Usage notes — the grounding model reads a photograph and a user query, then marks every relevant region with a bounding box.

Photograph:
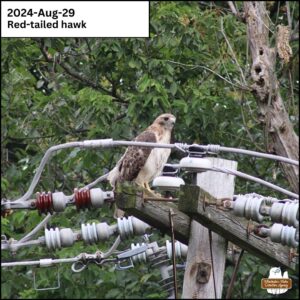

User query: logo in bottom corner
[261,267,292,295]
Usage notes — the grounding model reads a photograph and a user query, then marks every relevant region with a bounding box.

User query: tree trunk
[244,1,299,193]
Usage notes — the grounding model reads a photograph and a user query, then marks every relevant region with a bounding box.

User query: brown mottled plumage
[107,114,176,217]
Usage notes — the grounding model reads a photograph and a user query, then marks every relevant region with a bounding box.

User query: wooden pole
[182,158,237,299]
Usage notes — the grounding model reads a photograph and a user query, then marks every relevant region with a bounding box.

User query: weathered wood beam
[178,184,297,271]
[115,183,190,244]
[182,158,237,299]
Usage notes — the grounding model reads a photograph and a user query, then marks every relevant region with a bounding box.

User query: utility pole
[182,158,237,298]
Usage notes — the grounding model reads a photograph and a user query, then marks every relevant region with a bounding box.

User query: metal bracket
[115,258,134,270]
[33,266,60,291]
[115,244,148,270]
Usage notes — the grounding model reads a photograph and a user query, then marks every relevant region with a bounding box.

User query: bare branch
[290,20,299,41]
[227,1,238,16]
[220,18,247,85]
[164,59,250,91]
[37,39,128,105]
[286,1,292,29]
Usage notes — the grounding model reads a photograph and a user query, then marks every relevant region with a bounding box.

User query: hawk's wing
[118,130,157,182]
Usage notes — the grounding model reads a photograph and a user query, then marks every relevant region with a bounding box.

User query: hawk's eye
[164,117,169,121]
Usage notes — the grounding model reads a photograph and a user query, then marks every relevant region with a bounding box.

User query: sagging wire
[211,166,299,199]
[190,144,299,166]
[81,173,109,190]
[178,157,298,199]
[19,213,53,243]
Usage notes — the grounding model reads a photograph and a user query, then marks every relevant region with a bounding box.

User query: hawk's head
[155,113,176,130]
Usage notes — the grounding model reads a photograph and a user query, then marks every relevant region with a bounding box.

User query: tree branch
[164,59,250,91]
[38,39,128,105]
[227,1,238,16]
[220,17,247,85]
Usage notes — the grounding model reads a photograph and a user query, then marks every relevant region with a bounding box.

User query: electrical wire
[2,235,121,268]
[212,166,299,199]
[13,139,113,203]
[201,144,298,166]
[1,256,79,268]
[19,213,53,243]
[1,238,44,251]
[7,139,297,204]
[82,173,109,190]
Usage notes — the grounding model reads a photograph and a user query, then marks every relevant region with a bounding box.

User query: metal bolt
[224,200,232,208]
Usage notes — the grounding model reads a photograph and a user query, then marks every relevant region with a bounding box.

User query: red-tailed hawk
[108,113,176,217]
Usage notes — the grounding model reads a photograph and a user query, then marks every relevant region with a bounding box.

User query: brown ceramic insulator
[74,188,91,210]
[36,192,53,214]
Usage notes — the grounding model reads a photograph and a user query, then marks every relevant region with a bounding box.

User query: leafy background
[1,1,298,299]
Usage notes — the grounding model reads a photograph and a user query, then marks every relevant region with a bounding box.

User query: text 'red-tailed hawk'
[108,113,176,215]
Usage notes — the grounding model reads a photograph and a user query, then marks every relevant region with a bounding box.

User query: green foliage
[1,1,298,299]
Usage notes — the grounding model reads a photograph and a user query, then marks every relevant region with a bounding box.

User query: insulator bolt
[31,201,36,207]
[224,200,231,208]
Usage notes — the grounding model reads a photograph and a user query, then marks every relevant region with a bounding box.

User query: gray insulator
[45,228,61,250]
[270,223,283,244]
[233,195,246,217]
[131,243,147,264]
[132,217,151,235]
[166,240,188,259]
[152,176,185,191]
[270,202,299,228]
[282,202,298,228]
[45,227,75,249]
[118,216,151,240]
[52,192,67,212]
[90,188,105,208]
[270,202,283,223]
[233,194,264,222]
[81,222,98,244]
[118,217,134,240]
[81,222,114,244]
[281,225,298,248]
[270,223,298,248]
[295,227,299,242]
[59,228,75,247]
[95,222,114,241]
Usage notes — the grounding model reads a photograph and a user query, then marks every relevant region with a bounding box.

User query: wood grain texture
[181,158,237,299]
[179,184,296,271]
[244,1,299,193]
[115,182,190,244]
